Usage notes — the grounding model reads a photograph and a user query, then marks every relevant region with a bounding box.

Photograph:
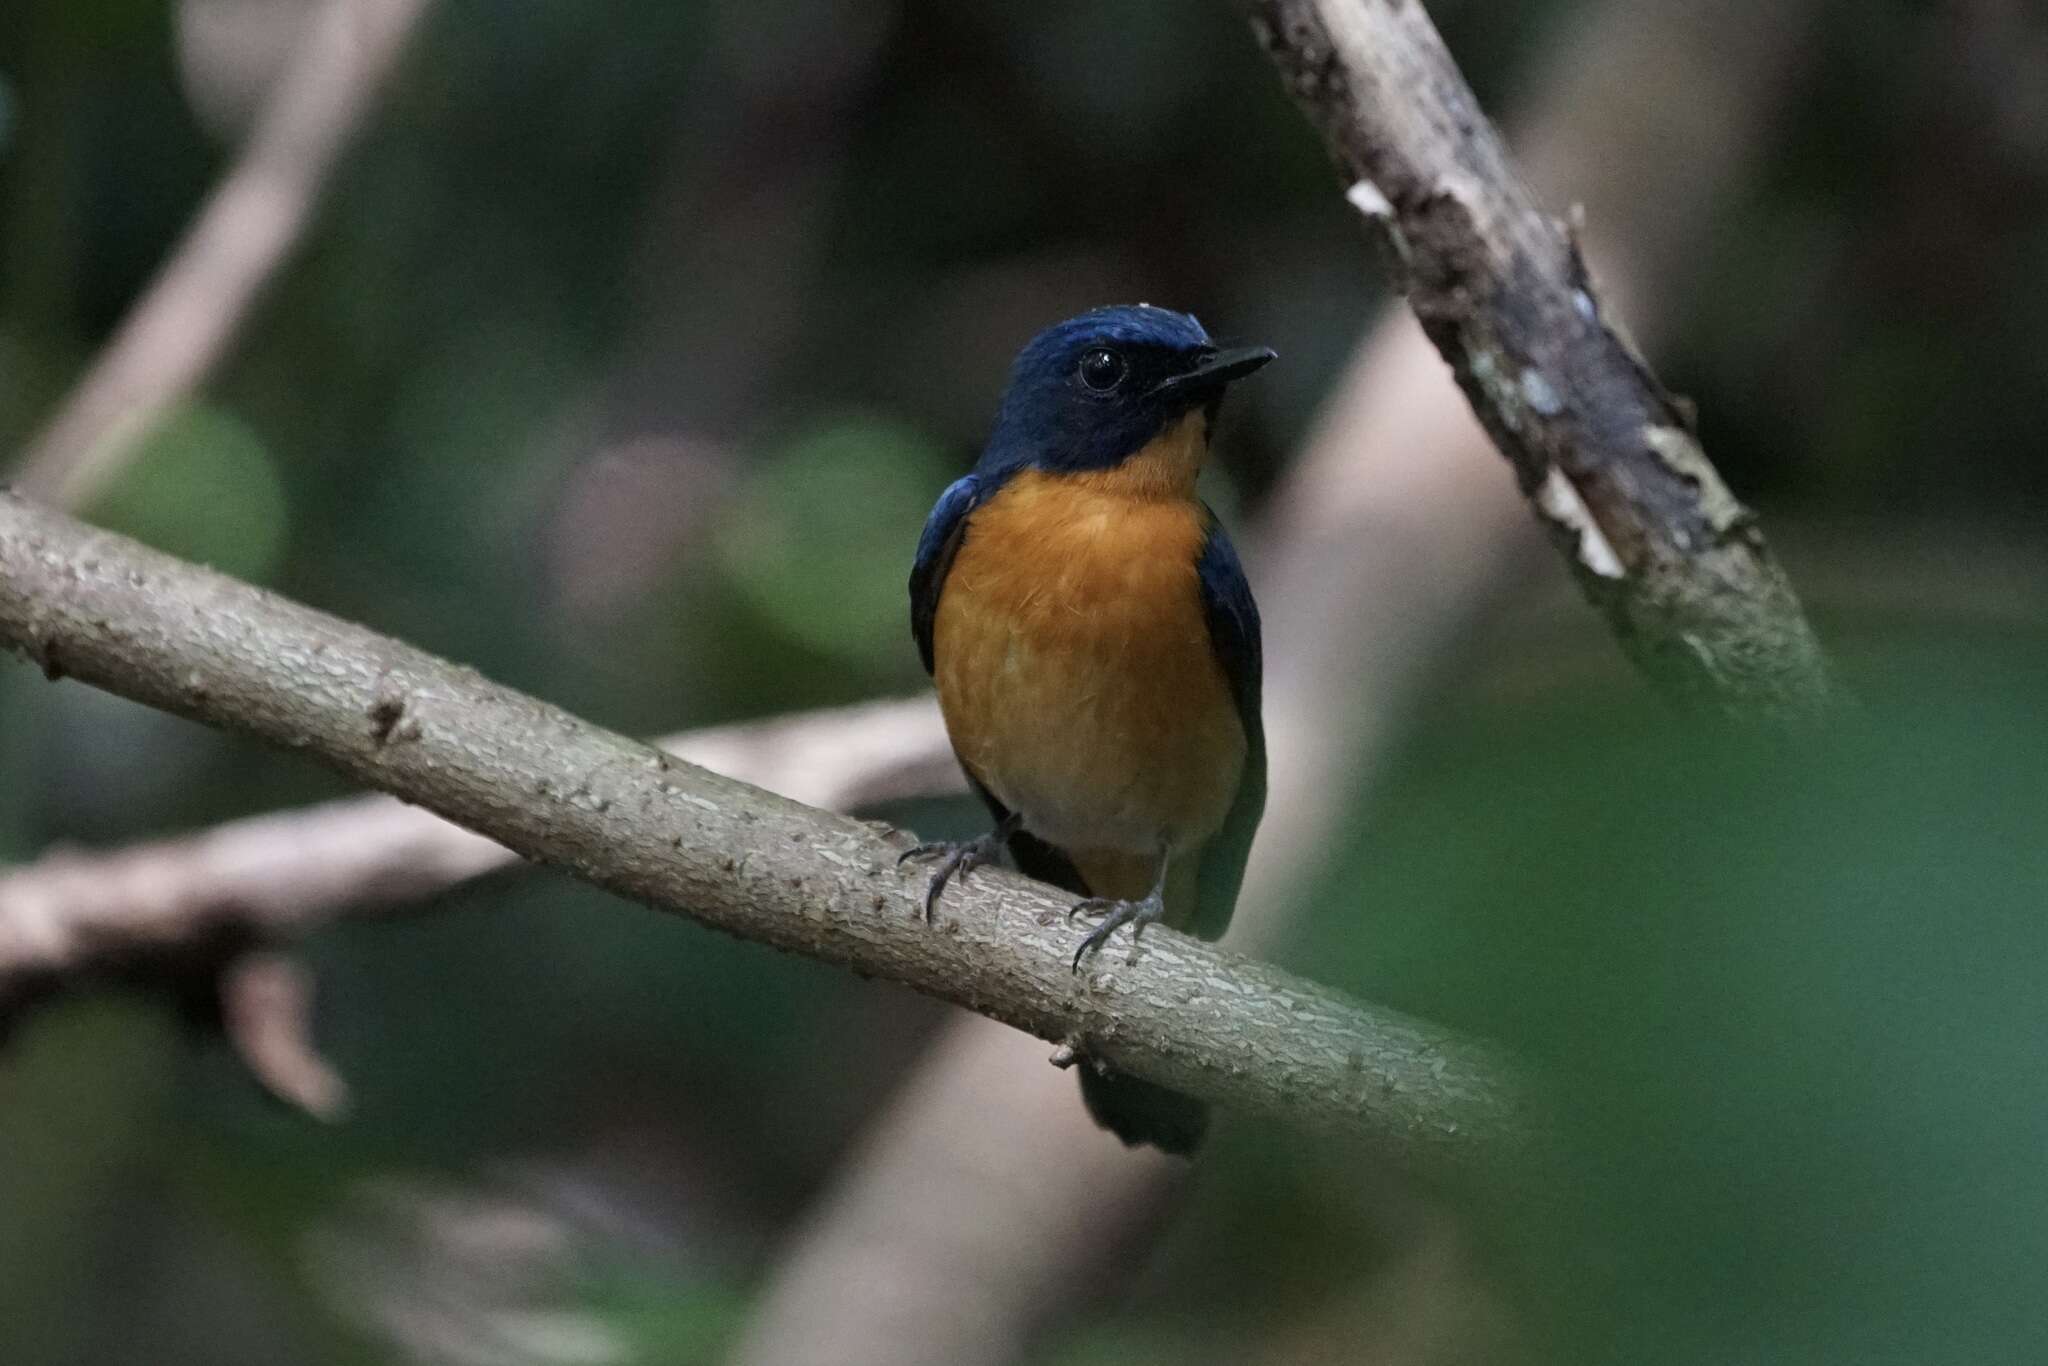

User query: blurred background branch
[0,697,952,991]
[8,0,432,509]
[1239,0,1838,721]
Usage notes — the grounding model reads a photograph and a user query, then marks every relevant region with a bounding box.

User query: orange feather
[931,414,1244,917]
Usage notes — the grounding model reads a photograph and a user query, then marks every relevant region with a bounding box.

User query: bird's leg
[898,810,1021,921]
[1068,848,1170,972]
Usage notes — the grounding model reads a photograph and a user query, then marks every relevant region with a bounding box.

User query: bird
[903,304,1271,1155]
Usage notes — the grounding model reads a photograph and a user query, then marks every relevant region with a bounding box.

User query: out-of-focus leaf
[1298,639,2048,1364]
[716,412,951,672]
[0,999,182,1366]
[40,0,161,51]
[86,402,290,583]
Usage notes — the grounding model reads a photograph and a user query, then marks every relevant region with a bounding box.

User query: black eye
[1077,347,1127,393]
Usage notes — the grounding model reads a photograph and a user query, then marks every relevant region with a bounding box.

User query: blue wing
[909,472,1088,893]
[909,474,983,674]
[1190,513,1266,942]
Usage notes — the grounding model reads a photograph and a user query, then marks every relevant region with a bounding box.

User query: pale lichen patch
[1468,350,1525,435]
[1534,467,1625,580]
[1519,369,1563,416]
[1644,425,1749,535]
[1345,178,1394,218]
[1345,178,1413,263]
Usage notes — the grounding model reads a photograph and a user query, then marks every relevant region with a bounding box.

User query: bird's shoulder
[1191,511,1262,717]
[909,472,986,674]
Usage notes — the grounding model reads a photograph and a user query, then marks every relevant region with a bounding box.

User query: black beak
[1151,345,1277,397]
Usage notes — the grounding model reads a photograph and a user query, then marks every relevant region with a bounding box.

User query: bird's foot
[898,827,1010,922]
[1067,886,1167,972]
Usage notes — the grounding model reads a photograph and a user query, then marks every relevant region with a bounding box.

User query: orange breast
[931,460,1245,876]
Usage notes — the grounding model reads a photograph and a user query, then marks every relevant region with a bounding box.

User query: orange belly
[932,468,1245,870]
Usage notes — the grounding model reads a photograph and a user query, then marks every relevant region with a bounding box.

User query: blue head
[976,305,1275,480]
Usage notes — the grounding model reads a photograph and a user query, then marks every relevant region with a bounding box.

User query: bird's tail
[1005,828,1211,1158]
[1078,1063,1209,1156]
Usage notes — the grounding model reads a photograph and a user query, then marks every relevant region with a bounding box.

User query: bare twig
[10,0,434,508]
[1237,0,1840,722]
[0,697,954,983]
[0,492,1540,1172]
[222,950,351,1119]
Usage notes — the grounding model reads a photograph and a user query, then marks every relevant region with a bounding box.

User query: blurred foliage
[715,412,953,671]
[1310,640,2048,1364]
[88,402,290,580]
[2,0,2047,1362]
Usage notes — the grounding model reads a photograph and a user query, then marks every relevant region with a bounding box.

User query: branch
[731,0,1832,1358]
[9,0,434,508]
[0,696,954,983]
[221,950,352,1120]
[0,492,1539,1174]
[1237,0,1841,723]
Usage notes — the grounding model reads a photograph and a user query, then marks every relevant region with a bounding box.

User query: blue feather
[1190,514,1266,941]
[908,473,982,674]
[977,305,1216,480]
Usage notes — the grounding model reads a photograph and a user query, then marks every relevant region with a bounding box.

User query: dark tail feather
[1078,1063,1210,1157]
[1004,825,1086,894]
[999,819,1208,1155]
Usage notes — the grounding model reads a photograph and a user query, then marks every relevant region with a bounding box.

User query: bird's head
[979,305,1275,486]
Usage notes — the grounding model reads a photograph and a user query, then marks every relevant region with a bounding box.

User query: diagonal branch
[0,492,1540,1175]
[0,696,955,983]
[1238,0,1840,722]
[9,0,435,508]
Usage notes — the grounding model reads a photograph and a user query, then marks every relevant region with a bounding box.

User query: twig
[0,697,954,983]
[222,950,351,1120]
[10,0,435,508]
[1237,0,1841,723]
[0,492,1541,1173]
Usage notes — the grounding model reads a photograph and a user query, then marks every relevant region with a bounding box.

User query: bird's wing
[1189,513,1266,942]
[909,473,1088,891]
[909,474,982,674]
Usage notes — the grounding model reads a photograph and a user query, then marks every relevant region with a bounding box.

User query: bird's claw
[900,834,1002,922]
[1069,891,1166,972]
[1066,896,1114,925]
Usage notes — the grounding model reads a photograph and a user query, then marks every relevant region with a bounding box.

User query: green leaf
[86,403,291,583]
[717,412,951,672]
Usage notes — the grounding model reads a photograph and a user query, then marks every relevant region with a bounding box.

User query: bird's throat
[1068,409,1210,502]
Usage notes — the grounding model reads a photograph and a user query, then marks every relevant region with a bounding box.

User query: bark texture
[1238,0,1839,722]
[0,697,954,982]
[0,492,1537,1173]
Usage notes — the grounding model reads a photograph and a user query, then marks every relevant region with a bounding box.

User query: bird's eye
[1076,348,1127,393]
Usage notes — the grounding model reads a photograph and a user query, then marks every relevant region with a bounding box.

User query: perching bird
[904,304,1271,1155]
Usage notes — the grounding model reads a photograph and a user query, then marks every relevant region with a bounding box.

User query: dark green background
[3,0,2046,1361]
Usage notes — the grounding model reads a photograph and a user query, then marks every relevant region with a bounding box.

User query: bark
[0,697,955,983]
[0,492,1539,1174]
[1237,0,1841,723]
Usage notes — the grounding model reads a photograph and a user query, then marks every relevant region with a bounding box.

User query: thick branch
[1238,0,1839,722]
[0,492,1537,1173]
[0,696,954,983]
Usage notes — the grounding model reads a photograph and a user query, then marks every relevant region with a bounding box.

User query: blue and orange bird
[903,305,1272,1155]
